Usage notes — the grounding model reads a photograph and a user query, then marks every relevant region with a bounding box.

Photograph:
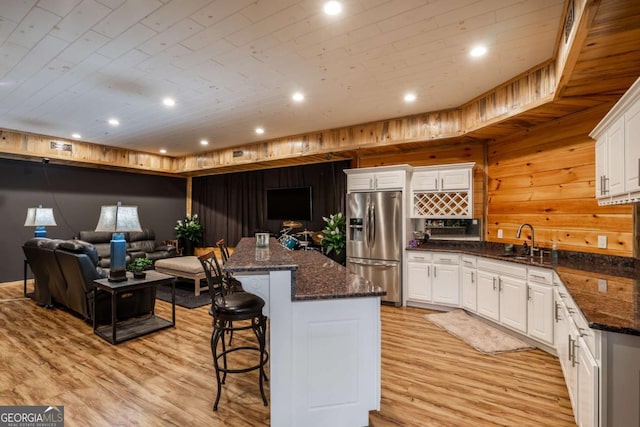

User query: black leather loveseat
[78,229,176,268]
[22,238,156,323]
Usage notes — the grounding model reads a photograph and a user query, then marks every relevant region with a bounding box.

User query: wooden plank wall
[0,129,178,174]
[486,103,633,257]
[357,141,485,220]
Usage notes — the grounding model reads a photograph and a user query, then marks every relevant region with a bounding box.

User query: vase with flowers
[175,214,203,256]
[321,212,346,265]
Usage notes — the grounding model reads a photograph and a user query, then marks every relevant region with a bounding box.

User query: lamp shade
[94,202,142,282]
[95,202,142,233]
[24,206,57,227]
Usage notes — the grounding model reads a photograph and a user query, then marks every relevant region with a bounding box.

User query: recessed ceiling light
[470,45,487,58]
[200,139,208,146]
[323,1,342,15]
[292,92,305,102]
[162,97,175,107]
[108,118,119,126]
[255,127,265,135]
[159,149,167,154]
[404,93,417,103]
[71,133,81,139]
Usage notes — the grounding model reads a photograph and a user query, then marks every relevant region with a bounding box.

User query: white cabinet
[345,166,409,191]
[412,167,470,191]
[410,162,474,218]
[431,253,460,306]
[554,284,599,427]
[461,256,477,312]
[527,267,554,346]
[499,275,528,334]
[594,116,625,200]
[407,252,431,302]
[625,98,640,193]
[406,251,459,307]
[591,75,640,205]
[476,259,528,334]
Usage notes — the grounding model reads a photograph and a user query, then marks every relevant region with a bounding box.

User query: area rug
[155,280,210,309]
[425,310,534,355]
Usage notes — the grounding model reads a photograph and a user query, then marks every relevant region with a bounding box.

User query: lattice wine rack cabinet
[413,191,471,217]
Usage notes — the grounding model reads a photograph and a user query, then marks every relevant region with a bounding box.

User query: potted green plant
[321,212,346,265]
[127,257,153,279]
[175,214,203,256]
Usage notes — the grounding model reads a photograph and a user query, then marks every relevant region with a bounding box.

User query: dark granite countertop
[408,241,640,336]
[225,237,385,301]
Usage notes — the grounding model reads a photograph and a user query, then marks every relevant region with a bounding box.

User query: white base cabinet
[527,267,554,346]
[554,284,599,427]
[476,258,528,334]
[461,256,477,312]
[406,251,460,307]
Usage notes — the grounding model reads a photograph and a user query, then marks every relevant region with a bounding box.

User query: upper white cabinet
[410,162,474,218]
[345,165,410,192]
[591,75,640,205]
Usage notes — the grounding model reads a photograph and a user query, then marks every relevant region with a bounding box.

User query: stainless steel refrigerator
[346,191,402,305]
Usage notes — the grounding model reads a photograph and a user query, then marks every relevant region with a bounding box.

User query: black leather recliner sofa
[78,229,176,268]
[22,238,156,324]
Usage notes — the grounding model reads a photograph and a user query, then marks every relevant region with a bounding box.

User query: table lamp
[95,201,142,282]
[24,205,57,237]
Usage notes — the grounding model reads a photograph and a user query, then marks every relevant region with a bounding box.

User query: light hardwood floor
[0,282,575,426]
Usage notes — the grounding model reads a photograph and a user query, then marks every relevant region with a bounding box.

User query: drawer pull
[530,274,546,281]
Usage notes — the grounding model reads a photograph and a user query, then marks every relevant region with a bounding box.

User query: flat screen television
[266,186,312,221]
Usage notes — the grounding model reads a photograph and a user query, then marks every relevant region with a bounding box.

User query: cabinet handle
[527,286,531,301]
[492,277,497,291]
[434,178,437,189]
[471,272,474,284]
[433,266,437,277]
[464,260,473,266]
[427,266,430,277]
[578,327,588,337]
[414,256,425,260]
[568,335,573,362]
[441,178,444,189]
[440,258,451,263]
[531,274,545,281]
[603,176,609,195]
[498,277,502,292]
[559,292,567,299]
[554,302,560,322]
[369,178,373,189]
[567,307,576,314]
[572,340,580,367]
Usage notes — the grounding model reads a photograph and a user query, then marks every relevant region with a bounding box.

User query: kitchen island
[224,238,385,427]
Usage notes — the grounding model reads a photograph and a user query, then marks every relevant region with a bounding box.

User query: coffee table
[93,270,175,344]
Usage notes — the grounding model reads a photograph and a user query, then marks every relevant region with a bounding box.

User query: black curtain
[192,161,349,246]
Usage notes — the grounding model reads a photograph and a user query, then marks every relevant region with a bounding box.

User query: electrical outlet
[598,235,608,249]
[598,279,608,292]
[497,229,503,239]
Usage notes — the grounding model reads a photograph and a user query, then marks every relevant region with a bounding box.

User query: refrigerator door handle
[366,202,373,247]
[349,260,398,268]
[370,202,376,248]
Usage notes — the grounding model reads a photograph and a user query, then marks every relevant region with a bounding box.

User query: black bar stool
[198,250,269,411]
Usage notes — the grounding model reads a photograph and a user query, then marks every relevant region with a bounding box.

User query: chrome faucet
[516,223,536,257]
